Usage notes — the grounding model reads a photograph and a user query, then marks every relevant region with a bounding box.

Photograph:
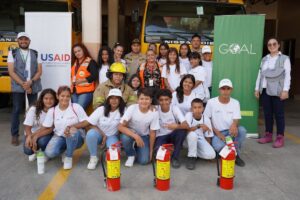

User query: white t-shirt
[43,103,88,137]
[171,91,199,116]
[202,61,213,88]
[8,49,42,81]
[162,64,187,91]
[157,105,186,137]
[120,104,160,136]
[158,58,167,66]
[23,106,47,134]
[204,97,241,131]
[99,64,109,84]
[88,106,121,137]
[185,112,213,138]
[188,66,207,98]
[179,57,191,71]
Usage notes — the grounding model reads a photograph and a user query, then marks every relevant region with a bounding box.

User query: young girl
[113,43,126,65]
[179,43,192,72]
[148,43,157,55]
[23,89,58,161]
[128,74,141,95]
[157,43,169,66]
[97,46,114,84]
[172,74,199,116]
[43,86,88,170]
[162,48,187,93]
[188,52,210,103]
[68,89,126,169]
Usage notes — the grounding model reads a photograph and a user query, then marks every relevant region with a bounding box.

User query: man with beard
[8,32,42,146]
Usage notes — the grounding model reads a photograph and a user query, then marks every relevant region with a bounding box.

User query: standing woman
[157,43,169,66]
[172,74,199,116]
[23,88,58,161]
[71,44,98,109]
[179,43,192,72]
[68,89,126,169]
[255,37,291,148]
[162,48,187,93]
[113,43,126,65]
[43,86,88,170]
[148,43,158,55]
[97,46,114,84]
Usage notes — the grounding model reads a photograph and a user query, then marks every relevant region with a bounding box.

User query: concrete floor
[0,99,299,200]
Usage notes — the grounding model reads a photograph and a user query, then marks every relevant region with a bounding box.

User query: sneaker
[61,154,66,163]
[63,157,73,170]
[258,132,273,144]
[28,154,36,162]
[87,156,99,170]
[273,135,284,148]
[171,158,181,169]
[235,155,245,167]
[186,157,196,170]
[125,156,135,167]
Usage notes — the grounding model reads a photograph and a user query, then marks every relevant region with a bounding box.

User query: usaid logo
[41,53,71,62]
[219,43,256,55]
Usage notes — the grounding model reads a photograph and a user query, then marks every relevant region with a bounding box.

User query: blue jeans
[23,133,53,155]
[71,92,93,110]
[121,134,150,165]
[154,129,186,159]
[86,128,119,156]
[211,126,247,156]
[261,89,285,135]
[11,92,37,137]
[45,130,84,158]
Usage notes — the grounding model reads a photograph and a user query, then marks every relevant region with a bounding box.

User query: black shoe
[186,157,196,170]
[235,155,245,167]
[171,158,181,169]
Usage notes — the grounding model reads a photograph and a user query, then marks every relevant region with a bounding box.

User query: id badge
[72,76,76,83]
[149,79,154,87]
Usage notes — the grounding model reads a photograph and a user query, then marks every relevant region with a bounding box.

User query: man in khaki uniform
[124,39,146,80]
[93,62,137,109]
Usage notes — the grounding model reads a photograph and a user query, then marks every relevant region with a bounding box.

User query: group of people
[8,32,291,172]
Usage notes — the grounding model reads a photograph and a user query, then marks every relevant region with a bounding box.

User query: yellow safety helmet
[109,62,126,74]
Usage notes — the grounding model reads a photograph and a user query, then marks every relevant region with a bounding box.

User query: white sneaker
[63,157,73,170]
[61,154,66,163]
[28,154,36,162]
[87,156,99,170]
[125,156,135,167]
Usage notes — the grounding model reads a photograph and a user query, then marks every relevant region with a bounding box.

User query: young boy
[185,98,216,170]
[201,45,213,93]
[155,89,189,168]
[119,88,160,167]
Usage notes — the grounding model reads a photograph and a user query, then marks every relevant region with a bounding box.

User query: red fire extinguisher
[152,144,174,191]
[100,141,122,191]
[217,140,236,190]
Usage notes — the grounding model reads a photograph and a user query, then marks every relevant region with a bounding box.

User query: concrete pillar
[108,0,119,47]
[81,0,102,60]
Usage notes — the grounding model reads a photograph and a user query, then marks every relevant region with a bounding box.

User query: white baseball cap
[202,45,211,54]
[17,32,30,40]
[107,88,122,99]
[219,79,233,88]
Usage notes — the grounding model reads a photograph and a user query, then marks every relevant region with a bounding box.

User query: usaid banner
[212,15,265,134]
[25,12,72,91]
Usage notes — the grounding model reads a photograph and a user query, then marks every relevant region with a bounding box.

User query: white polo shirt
[162,64,187,91]
[157,105,186,137]
[171,91,199,116]
[204,97,241,131]
[88,106,121,137]
[188,66,207,98]
[185,112,213,138]
[120,104,160,136]
[179,57,191,71]
[43,103,88,137]
[23,106,47,134]
[202,61,213,88]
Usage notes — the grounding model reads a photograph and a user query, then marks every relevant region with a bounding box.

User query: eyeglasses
[267,42,277,47]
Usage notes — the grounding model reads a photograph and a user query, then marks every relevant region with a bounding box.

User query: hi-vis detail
[219,43,256,55]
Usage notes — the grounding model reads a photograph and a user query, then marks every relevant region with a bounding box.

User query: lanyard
[20,49,29,64]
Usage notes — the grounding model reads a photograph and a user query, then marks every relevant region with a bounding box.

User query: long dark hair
[157,43,169,60]
[179,43,191,58]
[103,96,126,117]
[166,47,180,74]
[72,43,91,67]
[176,74,195,103]
[128,74,141,91]
[34,88,58,122]
[97,46,114,70]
